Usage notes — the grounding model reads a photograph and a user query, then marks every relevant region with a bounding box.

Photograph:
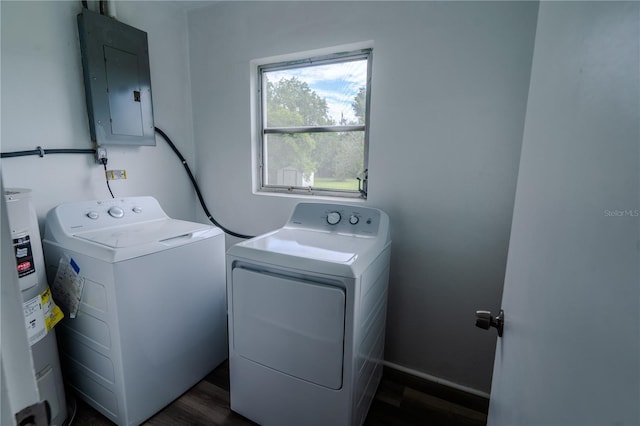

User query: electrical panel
[78,9,155,146]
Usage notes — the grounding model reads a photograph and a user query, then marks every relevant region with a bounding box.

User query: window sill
[253,188,367,203]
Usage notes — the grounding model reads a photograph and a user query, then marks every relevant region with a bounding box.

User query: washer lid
[74,219,210,248]
[43,196,224,262]
[47,218,221,263]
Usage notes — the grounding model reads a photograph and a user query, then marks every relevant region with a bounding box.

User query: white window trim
[250,42,374,200]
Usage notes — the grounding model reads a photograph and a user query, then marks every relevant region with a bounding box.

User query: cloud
[267,59,367,124]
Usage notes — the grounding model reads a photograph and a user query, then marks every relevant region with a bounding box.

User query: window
[258,49,371,198]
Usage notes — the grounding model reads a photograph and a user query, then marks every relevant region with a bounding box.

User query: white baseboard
[382,361,491,399]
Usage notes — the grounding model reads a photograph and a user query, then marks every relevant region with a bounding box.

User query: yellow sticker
[41,287,52,304]
[41,286,64,331]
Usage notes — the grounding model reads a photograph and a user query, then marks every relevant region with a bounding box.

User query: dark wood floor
[68,361,488,426]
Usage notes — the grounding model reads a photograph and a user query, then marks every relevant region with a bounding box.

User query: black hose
[1,147,95,158]
[154,127,254,239]
[45,149,95,155]
[1,149,40,158]
[0,136,254,239]
[102,159,115,199]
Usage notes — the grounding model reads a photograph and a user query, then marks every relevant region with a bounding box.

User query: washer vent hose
[154,127,254,239]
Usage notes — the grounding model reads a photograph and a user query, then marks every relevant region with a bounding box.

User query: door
[487,2,639,425]
[231,267,346,390]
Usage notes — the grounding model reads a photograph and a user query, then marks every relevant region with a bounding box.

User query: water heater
[4,189,67,426]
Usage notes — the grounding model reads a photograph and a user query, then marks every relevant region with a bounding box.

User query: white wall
[1,0,196,228]
[188,1,538,393]
[1,0,540,396]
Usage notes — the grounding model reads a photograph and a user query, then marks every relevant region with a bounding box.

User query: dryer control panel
[286,203,385,237]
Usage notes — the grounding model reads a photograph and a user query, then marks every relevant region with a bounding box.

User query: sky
[266,59,367,124]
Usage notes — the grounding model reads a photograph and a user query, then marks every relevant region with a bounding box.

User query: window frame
[257,48,372,199]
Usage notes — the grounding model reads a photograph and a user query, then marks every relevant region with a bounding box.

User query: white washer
[42,196,227,426]
[226,202,391,426]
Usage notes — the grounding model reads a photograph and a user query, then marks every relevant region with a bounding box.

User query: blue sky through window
[267,59,367,124]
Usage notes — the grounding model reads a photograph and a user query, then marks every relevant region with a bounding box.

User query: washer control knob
[108,206,125,218]
[349,215,359,225]
[132,206,142,214]
[327,211,341,225]
[87,211,99,220]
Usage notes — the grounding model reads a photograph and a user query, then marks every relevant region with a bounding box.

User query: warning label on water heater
[23,286,64,346]
[13,235,36,278]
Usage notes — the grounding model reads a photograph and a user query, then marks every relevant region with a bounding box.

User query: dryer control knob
[87,211,99,220]
[132,206,142,214]
[108,206,125,218]
[349,215,359,225]
[327,211,341,225]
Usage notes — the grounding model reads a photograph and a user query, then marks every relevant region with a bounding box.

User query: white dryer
[42,196,227,426]
[226,202,391,426]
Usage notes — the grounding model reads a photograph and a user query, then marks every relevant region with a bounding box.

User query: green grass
[313,177,359,191]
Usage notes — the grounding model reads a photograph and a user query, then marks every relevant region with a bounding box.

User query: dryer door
[232,267,345,390]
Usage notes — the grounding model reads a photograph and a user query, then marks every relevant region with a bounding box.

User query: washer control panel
[51,196,167,234]
[288,203,382,236]
[108,206,125,218]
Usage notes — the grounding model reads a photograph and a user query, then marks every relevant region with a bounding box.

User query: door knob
[475,309,504,337]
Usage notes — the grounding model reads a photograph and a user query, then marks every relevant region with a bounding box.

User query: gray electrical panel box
[78,9,155,146]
